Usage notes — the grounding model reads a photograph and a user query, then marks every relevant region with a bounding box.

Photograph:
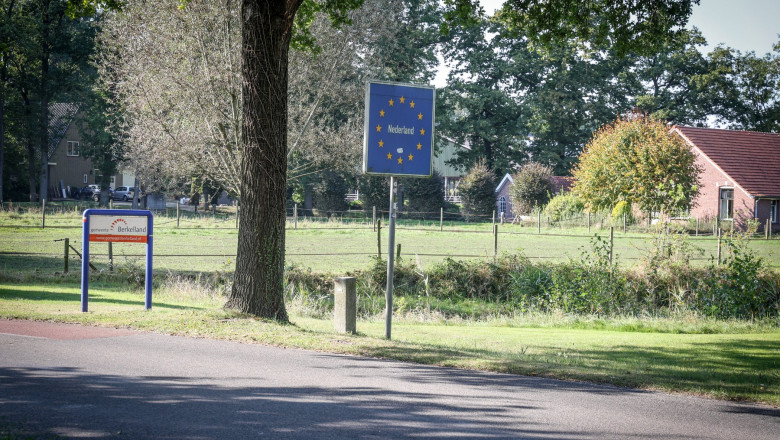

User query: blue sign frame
[363,81,435,177]
[81,209,154,312]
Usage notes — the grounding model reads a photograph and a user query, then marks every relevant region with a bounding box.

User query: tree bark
[226,0,302,320]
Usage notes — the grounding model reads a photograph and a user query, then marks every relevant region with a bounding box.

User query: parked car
[74,184,113,202]
[113,186,141,201]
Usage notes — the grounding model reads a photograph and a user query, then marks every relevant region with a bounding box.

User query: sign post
[363,80,435,339]
[81,209,154,312]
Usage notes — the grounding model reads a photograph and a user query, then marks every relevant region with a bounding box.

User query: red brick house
[673,126,780,232]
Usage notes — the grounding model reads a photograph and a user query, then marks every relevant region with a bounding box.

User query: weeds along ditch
[285,233,780,323]
[1,204,779,324]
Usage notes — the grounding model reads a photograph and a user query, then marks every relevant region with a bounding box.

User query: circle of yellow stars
[374,95,427,165]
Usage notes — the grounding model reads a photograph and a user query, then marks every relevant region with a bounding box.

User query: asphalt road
[1,320,778,439]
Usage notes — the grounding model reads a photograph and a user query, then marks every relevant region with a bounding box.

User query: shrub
[509,162,553,215]
[611,200,634,225]
[404,170,445,217]
[358,174,389,213]
[459,160,496,220]
[312,171,349,217]
[545,192,584,221]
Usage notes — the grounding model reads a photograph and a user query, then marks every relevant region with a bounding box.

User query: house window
[110,176,115,186]
[719,188,734,220]
[67,141,79,157]
[83,174,88,184]
[498,196,507,215]
[771,200,778,223]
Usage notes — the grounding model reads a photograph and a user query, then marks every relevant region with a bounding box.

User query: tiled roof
[550,176,574,194]
[48,103,78,160]
[673,126,780,198]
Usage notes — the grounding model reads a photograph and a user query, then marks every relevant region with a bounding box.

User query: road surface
[1,320,777,439]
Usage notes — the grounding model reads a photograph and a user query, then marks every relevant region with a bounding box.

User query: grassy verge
[2,280,778,406]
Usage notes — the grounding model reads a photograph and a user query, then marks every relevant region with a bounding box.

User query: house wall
[48,118,123,197]
[755,198,780,233]
[690,148,758,231]
[495,181,514,220]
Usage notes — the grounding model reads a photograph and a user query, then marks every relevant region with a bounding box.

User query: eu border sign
[81,209,153,312]
[363,81,435,176]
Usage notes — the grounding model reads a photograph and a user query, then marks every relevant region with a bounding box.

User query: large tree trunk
[0,63,5,206]
[226,0,302,320]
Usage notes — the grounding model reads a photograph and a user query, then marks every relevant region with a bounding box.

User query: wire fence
[2,201,778,272]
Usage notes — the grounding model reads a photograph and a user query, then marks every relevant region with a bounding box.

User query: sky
[434,0,780,86]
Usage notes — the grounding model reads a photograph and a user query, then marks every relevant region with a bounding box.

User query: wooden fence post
[372,206,376,231]
[767,218,770,240]
[492,210,496,231]
[108,242,113,272]
[41,199,46,229]
[377,218,382,258]
[537,210,541,235]
[587,211,591,234]
[396,243,401,261]
[609,226,614,267]
[493,224,498,259]
[64,238,69,274]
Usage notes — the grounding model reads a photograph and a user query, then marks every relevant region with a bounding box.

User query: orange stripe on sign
[89,234,148,243]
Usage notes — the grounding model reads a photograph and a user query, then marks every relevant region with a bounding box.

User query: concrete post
[334,277,357,334]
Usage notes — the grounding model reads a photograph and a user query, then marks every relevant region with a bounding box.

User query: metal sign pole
[145,214,154,309]
[81,213,90,312]
[385,176,397,340]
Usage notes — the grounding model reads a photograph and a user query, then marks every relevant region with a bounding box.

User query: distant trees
[1,0,106,203]
[572,116,701,217]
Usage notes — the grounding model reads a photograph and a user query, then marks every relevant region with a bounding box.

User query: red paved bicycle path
[0,319,138,340]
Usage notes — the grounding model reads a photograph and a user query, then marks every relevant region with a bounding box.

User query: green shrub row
[285,234,780,320]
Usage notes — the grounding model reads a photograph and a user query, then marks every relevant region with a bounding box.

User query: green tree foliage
[508,161,552,215]
[459,160,496,219]
[572,116,702,216]
[698,42,780,132]
[445,0,699,57]
[631,28,710,125]
[358,174,389,213]
[436,18,529,176]
[404,170,445,216]
[1,0,106,202]
[312,171,349,217]
[77,86,125,205]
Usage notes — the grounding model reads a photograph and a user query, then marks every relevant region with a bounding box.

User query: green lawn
[2,214,779,274]
[1,282,778,406]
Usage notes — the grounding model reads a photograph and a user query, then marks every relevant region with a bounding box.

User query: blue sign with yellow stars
[363,81,435,177]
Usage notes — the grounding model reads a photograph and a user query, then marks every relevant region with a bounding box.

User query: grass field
[2,208,779,274]
[1,281,778,406]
